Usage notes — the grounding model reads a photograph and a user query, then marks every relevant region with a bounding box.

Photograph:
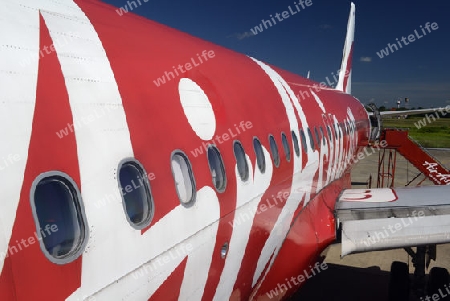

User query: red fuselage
[0,0,370,300]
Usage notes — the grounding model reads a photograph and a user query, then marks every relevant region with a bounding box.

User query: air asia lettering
[0,0,367,300]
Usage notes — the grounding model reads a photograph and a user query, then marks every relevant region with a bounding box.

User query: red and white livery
[1,1,450,300]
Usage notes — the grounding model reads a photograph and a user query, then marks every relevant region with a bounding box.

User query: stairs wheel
[427,267,450,300]
[388,261,410,301]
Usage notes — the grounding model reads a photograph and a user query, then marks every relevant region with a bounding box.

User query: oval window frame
[30,171,89,265]
[253,137,266,173]
[299,129,308,153]
[207,145,227,193]
[292,131,300,157]
[269,134,280,168]
[314,127,320,149]
[307,128,315,150]
[233,140,249,182]
[171,150,197,207]
[333,123,338,140]
[118,158,155,229]
[327,125,332,140]
[281,132,291,162]
[320,126,326,145]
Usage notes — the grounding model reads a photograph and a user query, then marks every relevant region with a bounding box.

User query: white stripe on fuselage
[0,0,43,275]
[249,58,320,290]
[213,151,273,300]
[248,58,358,296]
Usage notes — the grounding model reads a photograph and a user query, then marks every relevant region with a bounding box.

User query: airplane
[1,0,449,300]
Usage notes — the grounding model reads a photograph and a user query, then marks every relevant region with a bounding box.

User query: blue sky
[102,0,450,108]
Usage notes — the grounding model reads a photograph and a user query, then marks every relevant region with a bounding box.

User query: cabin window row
[29,121,356,264]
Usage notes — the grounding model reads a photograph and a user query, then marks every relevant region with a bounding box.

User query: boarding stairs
[377,128,450,187]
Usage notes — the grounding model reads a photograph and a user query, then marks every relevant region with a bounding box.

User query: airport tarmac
[291,149,450,301]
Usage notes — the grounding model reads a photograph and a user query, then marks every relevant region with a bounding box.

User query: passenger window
[291,131,300,157]
[207,145,227,192]
[320,127,326,145]
[233,141,249,181]
[307,128,315,150]
[300,129,307,153]
[119,160,154,228]
[171,151,196,206]
[314,127,320,148]
[31,172,88,264]
[269,135,280,168]
[253,137,266,173]
[281,132,291,162]
[327,125,332,140]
